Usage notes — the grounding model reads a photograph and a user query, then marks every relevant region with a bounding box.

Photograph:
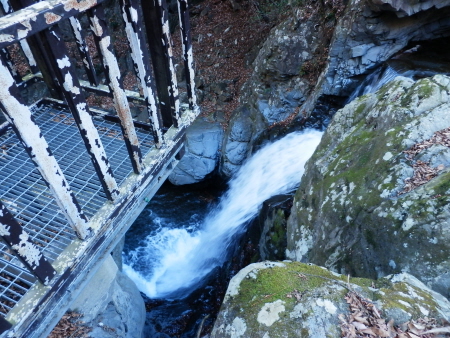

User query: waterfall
[123,129,323,299]
[348,65,401,102]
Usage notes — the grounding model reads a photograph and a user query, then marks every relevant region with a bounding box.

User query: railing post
[0,201,56,285]
[88,5,144,174]
[0,0,39,76]
[69,16,99,87]
[8,0,62,99]
[41,24,120,201]
[177,0,197,111]
[141,0,180,128]
[120,0,164,145]
[0,58,92,240]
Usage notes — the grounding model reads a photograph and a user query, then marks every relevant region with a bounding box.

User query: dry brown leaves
[189,0,273,119]
[400,127,450,194]
[47,312,92,338]
[340,291,450,338]
[400,161,443,194]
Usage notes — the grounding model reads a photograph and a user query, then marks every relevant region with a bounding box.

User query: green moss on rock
[286,75,450,295]
[212,262,450,338]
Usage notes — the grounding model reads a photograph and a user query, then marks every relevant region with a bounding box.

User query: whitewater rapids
[124,129,323,298]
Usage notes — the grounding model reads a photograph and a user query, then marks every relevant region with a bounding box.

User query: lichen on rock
[286,74,450,297]
[211,261,450,338]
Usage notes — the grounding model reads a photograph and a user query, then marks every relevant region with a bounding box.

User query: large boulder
[219,0,450,179]
[219,8,334,178]
[286,75,450,296]
[211,261,450,338]
[169,117,223,185]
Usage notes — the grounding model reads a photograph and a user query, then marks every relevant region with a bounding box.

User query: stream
[121,38,450,337]
[123,130,323,337]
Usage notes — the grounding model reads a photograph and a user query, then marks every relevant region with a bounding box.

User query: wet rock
[254,195,293,261]
[169,117,223,185]
[287,75,450,296]
[211,261,450,338]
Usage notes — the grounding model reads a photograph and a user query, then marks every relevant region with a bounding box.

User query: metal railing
[0,0,198,335]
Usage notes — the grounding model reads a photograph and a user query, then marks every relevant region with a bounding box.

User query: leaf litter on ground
[340,291,450,338]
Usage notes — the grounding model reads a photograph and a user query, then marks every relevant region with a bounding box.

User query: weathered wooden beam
[177,0,197,111]
[88,5,143,174]
[68,16,99,86]
[0,0,106,50]
[42,24,120,201]
[0,201,56,285]
[0,58,92,240]
[141,0,180,128]
[120,0,164,145]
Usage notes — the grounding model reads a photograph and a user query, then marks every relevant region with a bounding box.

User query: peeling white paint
[0,222,11,236]
[57,55,71,69]
[12,233,42,267]
[0,60,91,239]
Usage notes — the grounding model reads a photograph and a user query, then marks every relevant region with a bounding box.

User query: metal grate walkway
[0,101,155,315]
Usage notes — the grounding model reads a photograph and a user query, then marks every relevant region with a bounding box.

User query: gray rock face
[88,272,146,338]
[220,106,265,177]
[369,0,450,17]
[211,261,450,338]
[71,255,146,338]
[218,10,329,178]
[321,0,450,97]
[286,75,450,296]
[219,0,450,178]
[169,117,223,185]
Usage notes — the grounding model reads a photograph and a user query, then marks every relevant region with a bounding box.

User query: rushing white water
[124,129,323,298]
[348,65,401,103]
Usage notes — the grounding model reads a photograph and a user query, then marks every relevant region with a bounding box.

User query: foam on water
[124,129,323,298]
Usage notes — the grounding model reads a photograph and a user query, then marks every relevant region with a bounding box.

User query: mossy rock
[286,74,450,296]
[211,261,450,338]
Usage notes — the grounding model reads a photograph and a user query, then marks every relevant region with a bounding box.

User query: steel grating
[0,101,155,316]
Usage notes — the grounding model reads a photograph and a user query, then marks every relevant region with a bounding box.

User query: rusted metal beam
[0,0,39,75]
[120,0,164,145]
[42,24,120,201]
[16,125,188,338]
[141,0,180,128]
[9,0,62,99]
[0,201,56,285]
[0,316,12,334]
[0,47,21,83]
[0,0,106,50]
[88,5,143,174]
[177,0,197,111]
[68,16,99,86]
[0,57,92,240]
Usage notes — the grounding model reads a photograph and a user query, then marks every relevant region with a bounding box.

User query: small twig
[196,314,210,338]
